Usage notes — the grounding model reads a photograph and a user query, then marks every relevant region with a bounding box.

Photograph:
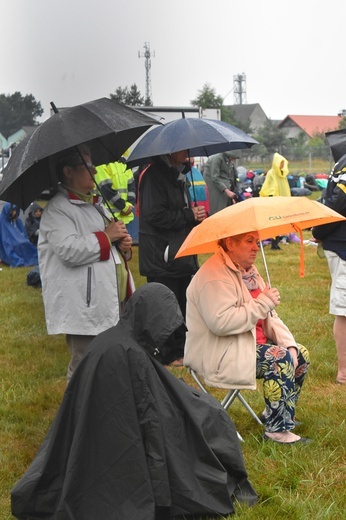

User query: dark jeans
[147,275,192,364]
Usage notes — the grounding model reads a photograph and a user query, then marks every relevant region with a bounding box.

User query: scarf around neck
[241,266,259,291]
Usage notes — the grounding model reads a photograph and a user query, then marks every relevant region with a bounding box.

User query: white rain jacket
[38,188,133,335]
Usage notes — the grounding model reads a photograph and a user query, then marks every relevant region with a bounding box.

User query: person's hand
[117,234,133,252]
[192,206,206,222]
[262,284,281,306]
[288,346,298,370]
[224,188,237,204]
[121,204,134,216]
[105,219,128,242]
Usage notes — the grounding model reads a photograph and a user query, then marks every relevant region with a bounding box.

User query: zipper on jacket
[86,266,92,307]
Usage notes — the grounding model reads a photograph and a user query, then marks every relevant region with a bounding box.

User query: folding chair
[188,367,263,441]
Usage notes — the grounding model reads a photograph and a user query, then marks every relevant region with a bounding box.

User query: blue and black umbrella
[127,116,258,168]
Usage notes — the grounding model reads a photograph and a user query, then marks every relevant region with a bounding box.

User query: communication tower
[138,42,155,106]
[233,73,247,105]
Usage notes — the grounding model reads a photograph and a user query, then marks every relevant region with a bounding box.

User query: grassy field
[1,226,346,518]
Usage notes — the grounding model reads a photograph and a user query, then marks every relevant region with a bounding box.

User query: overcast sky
[1,0,345,122]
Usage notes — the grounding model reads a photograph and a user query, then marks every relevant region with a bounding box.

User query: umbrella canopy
[176,196,346,278]
[0,98,160,210]
[325,128,346,162]
[127,117,258,167]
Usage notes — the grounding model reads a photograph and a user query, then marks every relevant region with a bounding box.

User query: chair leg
[188,369,263,438]
[236,392,264,426]
[222,389,240,409]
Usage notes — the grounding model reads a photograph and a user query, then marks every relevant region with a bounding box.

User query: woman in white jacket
[38,144,133,382]
[184,231,310,444]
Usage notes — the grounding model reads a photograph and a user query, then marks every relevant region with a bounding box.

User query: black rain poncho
[11,283,257,519]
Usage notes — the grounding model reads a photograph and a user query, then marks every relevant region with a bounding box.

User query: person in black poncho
[11,282,257,520]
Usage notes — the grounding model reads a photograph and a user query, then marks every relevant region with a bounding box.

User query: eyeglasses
[73,162,96,172]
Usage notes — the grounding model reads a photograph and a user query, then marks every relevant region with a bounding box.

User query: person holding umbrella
[138,150,205,366]
[184,231,311,444]
[38,144,134,382]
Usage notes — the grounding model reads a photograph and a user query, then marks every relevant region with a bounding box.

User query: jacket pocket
[216,347,229,374]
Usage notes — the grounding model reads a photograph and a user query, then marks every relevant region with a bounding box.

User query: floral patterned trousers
[256,343,310,432]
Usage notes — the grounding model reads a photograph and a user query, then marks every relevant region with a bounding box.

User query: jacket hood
[271,152,289,178]
[28,202,43,218]
[121,282,185,351]
[1,202,20,221]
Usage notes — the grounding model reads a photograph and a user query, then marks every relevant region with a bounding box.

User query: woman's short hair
[54,144,91,182]
[218,232,250,250]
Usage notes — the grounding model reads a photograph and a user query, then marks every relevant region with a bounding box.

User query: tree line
[1,84,345,162]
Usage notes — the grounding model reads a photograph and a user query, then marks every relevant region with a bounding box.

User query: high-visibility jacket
[95,161,135,224]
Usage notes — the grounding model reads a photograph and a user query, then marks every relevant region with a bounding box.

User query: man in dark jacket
[138,151,205,365]
[312,153,346,384]
[11,283,257,520]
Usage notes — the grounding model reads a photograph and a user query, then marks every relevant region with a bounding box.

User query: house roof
[279,115,342,138]
[225,103,262,121]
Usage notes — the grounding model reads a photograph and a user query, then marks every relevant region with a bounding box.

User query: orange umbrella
[176,196,345,278]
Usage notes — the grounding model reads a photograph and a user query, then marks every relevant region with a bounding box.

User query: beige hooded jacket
[184,247,297,389]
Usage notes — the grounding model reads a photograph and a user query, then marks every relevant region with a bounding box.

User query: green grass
[1,234,345,519]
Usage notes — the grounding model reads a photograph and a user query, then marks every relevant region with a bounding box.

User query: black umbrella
[0,98,161,210]
[325,128,346,162]
[127,116,259,168]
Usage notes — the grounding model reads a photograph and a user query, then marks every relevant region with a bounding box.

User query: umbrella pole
[260,241,271,287]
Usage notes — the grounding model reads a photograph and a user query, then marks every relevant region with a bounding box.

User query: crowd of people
[3,123,345,517]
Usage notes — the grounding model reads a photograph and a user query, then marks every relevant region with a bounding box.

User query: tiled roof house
[278,115,342,139]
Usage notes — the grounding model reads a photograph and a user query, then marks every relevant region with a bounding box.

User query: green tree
[254,119,288,157]
[191,83,223,109]
[127,84,145,106]
[0,92,43,138]
[110,84,144,106]
[338,116,346,129]
[191,84,251,133]
[305,133,330,161]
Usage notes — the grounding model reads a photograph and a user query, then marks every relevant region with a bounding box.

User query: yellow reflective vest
[95,161,135,224]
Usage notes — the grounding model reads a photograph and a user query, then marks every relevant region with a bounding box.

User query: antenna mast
[233,73,247,105]
[138,42,155,106]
